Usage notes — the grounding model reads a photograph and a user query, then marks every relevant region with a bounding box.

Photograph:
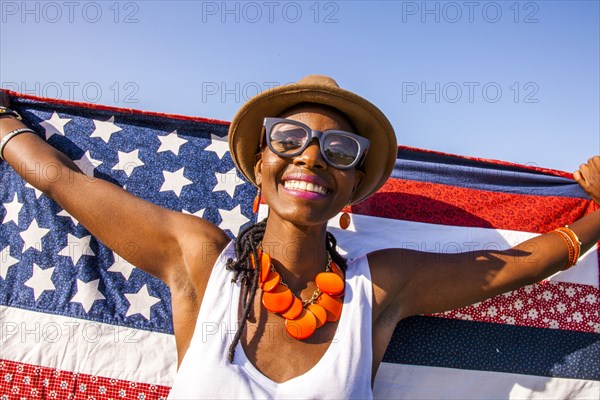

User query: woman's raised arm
[371,157,600,322]
[0,91,229,288]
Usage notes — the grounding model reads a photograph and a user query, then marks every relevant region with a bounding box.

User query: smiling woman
[0,75,599,399]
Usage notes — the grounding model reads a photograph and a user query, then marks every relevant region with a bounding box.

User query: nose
[293,138,327,170]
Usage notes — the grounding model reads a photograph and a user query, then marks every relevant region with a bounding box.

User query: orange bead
[260,251,271,283]
[262,285,293,313]
[318,293,343,322]
[261,271,281,292]
[280,296,303,320]
[285,309,317,340]
[253,192,261,214]
[315,272,344,296]
[339,212,351,230]
[307,303,327,328]
[329,261,344,279]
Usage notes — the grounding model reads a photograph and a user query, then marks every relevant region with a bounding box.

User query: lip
[280,172,333,200]
[282,171,331,187]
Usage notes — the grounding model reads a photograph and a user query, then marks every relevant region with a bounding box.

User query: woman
[1,75,598,399]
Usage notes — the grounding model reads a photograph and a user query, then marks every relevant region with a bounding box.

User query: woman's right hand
[0,90,27,141]
[575,156,600,205]
[0,90,10,107]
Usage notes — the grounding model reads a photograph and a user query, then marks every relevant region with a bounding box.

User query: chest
[239,290,341,383]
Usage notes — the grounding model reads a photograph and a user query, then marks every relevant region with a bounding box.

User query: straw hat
[228,75,397,204]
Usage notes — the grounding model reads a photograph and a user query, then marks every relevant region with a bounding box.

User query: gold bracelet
[552,226,582,269]
[551,230,575,269]
[557,226,582,263]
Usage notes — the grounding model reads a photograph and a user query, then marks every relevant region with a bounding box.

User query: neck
[261,213,330,292]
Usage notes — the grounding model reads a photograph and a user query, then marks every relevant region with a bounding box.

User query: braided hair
[225,218,348,362]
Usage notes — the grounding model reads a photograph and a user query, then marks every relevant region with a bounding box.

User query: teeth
[284,180,328,195]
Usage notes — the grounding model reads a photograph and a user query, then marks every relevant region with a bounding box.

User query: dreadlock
[225,218,348,363]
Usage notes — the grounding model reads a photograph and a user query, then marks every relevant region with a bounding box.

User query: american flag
[1,92,598,399]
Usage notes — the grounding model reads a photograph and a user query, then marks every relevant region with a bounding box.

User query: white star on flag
[74,150,103,177]
[124,284,161,320]
[113,149,144,177]
[204,133,229,159]
[107,252,136,280]
[157,130,188,155]
[160,167,193,197]
[182,208,206,218]
[24,264,55,301]
[40,111,71,140]
[20,219,50,252]
[58,234,95,265]
[214,168,244,198]
[0,246,19,279]
[90,116,122,143]
[25,182,43,199]
[2,193,23,225]
[70,279,106,313]
[57,209,79,225]
[218,205,250,236]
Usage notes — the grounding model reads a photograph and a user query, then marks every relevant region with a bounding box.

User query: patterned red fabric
[349,178,598,233]
[0,360,170,400]
[436,281,600,333]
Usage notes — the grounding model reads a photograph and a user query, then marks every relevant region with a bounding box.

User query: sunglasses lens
[270,123,308,154]
[323,134,359,167]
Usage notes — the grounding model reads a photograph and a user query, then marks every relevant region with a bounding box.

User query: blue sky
[1,0,598,172]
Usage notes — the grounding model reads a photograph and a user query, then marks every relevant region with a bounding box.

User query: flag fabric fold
[0,92,598,399]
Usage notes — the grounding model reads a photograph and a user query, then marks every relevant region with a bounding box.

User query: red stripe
[349,178,598,232]
[434,281,600,334]
[0,360,171,400]
[4,89,230,126]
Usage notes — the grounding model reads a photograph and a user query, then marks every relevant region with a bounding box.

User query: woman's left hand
[574,156,600,205]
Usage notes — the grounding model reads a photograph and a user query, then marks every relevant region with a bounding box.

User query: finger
[573,170,586,185]
[589,156,600,170]
[579,163,591,181]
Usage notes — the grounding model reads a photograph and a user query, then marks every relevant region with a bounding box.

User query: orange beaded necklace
[250,246,345,340]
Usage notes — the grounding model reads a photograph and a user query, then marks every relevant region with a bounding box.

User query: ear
[253,152,263,187]
[352,169,365,197]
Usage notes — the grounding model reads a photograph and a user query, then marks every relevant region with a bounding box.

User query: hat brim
[228,81,397,205]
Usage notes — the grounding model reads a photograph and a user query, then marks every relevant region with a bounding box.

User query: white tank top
[168,241,374,399]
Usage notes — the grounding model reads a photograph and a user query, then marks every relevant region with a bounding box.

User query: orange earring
[339,212,351,230]
[253,189,261,214]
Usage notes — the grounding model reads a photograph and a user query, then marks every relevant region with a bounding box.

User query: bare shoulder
[170,212,231,300]
[367,248,419,322]
[367,249,407,319]
[167,213,232,364]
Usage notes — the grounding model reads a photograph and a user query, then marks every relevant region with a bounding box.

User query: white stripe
[257,207,599,287]
[374,363,600,399]
[0,306,177,386]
